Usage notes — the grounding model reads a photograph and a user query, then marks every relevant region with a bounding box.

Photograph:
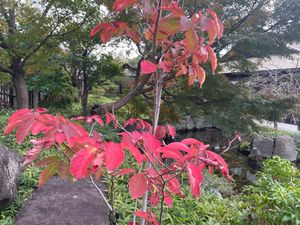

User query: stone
[185,116,195,130]
[274,135,297,161]
[250,135,274,158]
[15,177,110,225]
[175,117,213,131]
[0,144,22,209]
[192,118,212,129]
[246,171,257,183]
[175,118,187,131]
[175,116,194,131]
[293,135,300,148]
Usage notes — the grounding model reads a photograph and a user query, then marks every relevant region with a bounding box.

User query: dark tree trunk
[81,84,89,116]
[33,91,39,109]
[12,63,29,109]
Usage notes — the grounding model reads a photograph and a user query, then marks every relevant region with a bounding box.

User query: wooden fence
[0,86,15,108]
[0,85,39,108]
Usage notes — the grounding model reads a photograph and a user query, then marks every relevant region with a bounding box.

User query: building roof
[221,43,300,73]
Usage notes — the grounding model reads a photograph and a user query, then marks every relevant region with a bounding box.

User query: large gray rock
[250,135,274,158]
[0,144,22,209]
[185,116,195,130]
[175,116,213,131]
[192,118,213,129]
[175,118,187,131]
[274,135,297,161]
[15,177,110,225]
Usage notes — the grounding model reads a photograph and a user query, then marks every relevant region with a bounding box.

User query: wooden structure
[0,85,39,108]
[0,86,15,108]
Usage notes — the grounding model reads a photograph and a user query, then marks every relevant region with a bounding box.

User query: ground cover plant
[244,156,300,225]
[2,1,236,225]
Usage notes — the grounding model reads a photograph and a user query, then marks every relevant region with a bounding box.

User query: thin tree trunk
[33,91,39,109]
[12,72,29,109]
[81,85,89,116]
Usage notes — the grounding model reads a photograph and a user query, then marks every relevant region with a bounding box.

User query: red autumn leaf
[128,222,140,225]
[185,29,198,52]
[112,0,137,12]
[186,162,205,198]
[155,125,167,139]
[55,131,66,145]
[181,138,203,145]
[70,144,97,179]
[23,144,42,166]
[122,142,147,163]
[90,115,104,126]
[129,173,147,199]
[188,65,197,86]
[202,17,217,45]
[4,109,44,144]
[15,118,35,144]
[161,1,185,16]
[113,168,135,177]
[135,210,148,219]
[141,60,157,74]
[30,121,49,135]
[206,46,217,74]
[6,108,32,126]
[90,22,111,38]
[164,192,173,208]
[161,150,184,163]
[105,112,118,129]
[123,118,136,127]
[166,125,176,138]
[194,63,206,88]
[158,61,173,73]
[208,9,224,39]
[164,142,190,152]
[142,132,162,162]
[207,150,232,180]
[100,26,118,43]
[105,142,125,173]
[150,193,160,207]
[60,120,89,146]
[135,119,152,131]
[135,210,159,225]
[165,175,183,196]
[35,107,48,113]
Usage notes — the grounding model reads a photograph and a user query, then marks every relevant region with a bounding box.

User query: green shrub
[244,156,300,225]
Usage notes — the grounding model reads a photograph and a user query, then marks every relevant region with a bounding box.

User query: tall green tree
[60,22,124,115]
[0,0,98,108]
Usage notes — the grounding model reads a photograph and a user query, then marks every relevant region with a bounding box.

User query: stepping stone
[15,177,110,225]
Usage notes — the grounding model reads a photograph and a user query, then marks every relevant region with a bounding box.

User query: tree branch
[225,0,271,35]
[91,75,152,114]
[21,11,92,67]
[0,63,13,75]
